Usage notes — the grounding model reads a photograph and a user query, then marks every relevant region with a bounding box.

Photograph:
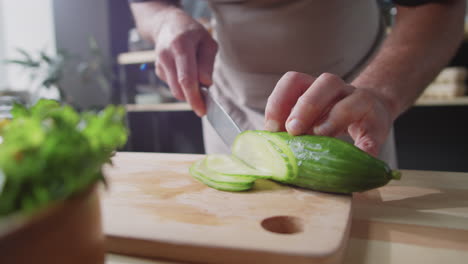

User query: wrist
[372,90,401,122]
[148,7,183,41]
[353,84,402,122]
[131,1,182,42]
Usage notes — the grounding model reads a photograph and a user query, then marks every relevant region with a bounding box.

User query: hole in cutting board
[261,216,304,234]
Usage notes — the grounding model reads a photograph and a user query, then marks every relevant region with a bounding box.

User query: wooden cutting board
[101,152,352,264]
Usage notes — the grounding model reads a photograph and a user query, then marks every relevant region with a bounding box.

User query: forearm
[130,0,181,42]
[352,0,465,120]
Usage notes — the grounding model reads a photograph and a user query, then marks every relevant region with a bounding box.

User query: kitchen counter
[105,153,468,264]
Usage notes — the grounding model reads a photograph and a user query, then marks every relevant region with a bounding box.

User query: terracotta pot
[0,185,105,264]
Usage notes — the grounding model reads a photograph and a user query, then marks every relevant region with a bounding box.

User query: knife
[200,86,242,147]
[138,64,242,146]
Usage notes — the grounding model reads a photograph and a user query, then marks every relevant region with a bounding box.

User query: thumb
[354,135,380,157]
[348,122,383,157]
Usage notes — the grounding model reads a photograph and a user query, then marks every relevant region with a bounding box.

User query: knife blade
[201,86,242,147]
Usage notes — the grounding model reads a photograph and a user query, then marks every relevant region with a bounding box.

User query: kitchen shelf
[123,97,468,113]
[118,21,468,66]
[414,96,468,106]
[117,50,468,110]
[125,102,191,112]
[118,50,154,65]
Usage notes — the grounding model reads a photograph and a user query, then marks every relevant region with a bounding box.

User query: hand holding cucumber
[264,71,394,157]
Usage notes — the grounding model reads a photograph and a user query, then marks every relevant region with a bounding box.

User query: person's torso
[209,0,381,75]
[204,0,381,123]
[201,0,396,167]
[206,0,382,113]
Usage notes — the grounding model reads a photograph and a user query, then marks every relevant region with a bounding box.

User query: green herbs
[0,99,127,216]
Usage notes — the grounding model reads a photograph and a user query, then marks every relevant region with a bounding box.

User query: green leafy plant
[4,48,70,102]
[4,37,115,107]
[0,99,127,217]
[77,37,115,102]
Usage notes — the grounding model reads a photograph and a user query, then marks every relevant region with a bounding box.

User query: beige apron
[202,0,398,168]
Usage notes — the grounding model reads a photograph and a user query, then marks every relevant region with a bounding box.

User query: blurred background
[0,0,467,171]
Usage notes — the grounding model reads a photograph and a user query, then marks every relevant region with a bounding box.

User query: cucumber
[190,130,401,194]
[190,159,255,191]
[231,131,294,181]
[250,130,298,181]
[279,133,401,193]
[204,154,271,178]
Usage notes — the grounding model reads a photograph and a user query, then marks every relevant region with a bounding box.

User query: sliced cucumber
[190,159,255,191]
[204,154,271,178]
[251,131,298,181]
[231,131,292,181]
[189,130,401,194]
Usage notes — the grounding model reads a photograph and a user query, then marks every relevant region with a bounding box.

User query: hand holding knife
[140,64,242,148]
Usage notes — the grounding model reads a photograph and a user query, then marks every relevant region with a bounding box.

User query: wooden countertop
[105,152,468,264]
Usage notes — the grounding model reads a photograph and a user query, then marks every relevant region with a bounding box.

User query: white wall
[0,2,6,88]
[0,0,57,93]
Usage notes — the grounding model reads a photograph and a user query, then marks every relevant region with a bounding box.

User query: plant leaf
[4,59,40,68]
[15,48,34,62]
[40,51,53,64]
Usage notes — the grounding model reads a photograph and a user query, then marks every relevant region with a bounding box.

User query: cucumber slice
[231,131,294,181]
[252,131,298,181]
[204,154,271,178]
[190,159,255,191]
[200,158,256,184]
